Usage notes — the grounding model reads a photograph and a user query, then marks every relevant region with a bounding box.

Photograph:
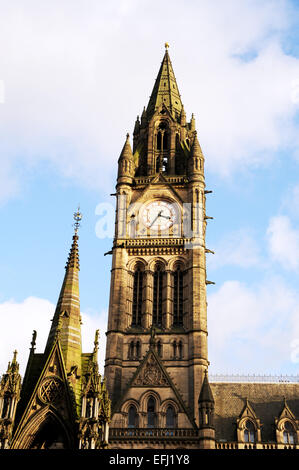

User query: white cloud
[267,215,299,270]
[207,228,262,270]
[0,1,298,201]
[0,296,107,377]
[207,277,299,374]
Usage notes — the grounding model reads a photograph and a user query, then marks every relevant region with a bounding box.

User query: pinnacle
[192,132,203,158]
[118,133,133,161]
[65,234,80,271]
[198,369,214,403]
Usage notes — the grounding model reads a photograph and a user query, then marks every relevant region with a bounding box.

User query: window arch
[173,266,184,326]
[132,267,143,326]
[244,420,256,443]
[283,421,296,444]
[153,265,164,326]
[147,396,156,428]
[128,405,138,428]
[166,405,176,428]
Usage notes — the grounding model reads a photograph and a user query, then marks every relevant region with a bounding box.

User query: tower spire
[45,208,83,373]
[146,44,183,120]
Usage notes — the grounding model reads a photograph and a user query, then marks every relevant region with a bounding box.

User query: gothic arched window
[153,266,163,326]
[128,405,138,428]
[85,397,93,418]
[173,340,177,358]
[244,420,256,443]
[283,421,296,444]
[166,405,175,428]
[156,340,162,358]
[132,268,143,326]
[128,341,135,359]
[157,131,162,151]
[173,266,183,326]
[147,397,156,428]
[178,340,183,359]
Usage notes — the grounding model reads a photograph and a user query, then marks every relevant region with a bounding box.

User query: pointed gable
[12,340,77,449]
[131,350,170,387]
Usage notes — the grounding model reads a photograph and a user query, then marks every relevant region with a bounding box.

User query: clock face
[140,200,176,231]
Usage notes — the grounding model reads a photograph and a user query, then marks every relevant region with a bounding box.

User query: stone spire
[45,208,82,375]
[188,131,204,181]
[197,369,215,448]
[198,369,214,405]
[146,43,183,121]
[0,351,22,449]
[117,133,134,185]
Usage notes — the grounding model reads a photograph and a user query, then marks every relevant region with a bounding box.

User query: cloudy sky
[0,0,299,378]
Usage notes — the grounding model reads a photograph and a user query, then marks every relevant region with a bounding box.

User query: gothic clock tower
[104,44,215,449]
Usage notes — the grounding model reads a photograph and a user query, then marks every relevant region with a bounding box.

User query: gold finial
[165,42,169,50]
[73,205,82,234]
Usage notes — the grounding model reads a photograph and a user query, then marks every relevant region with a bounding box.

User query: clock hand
[149,210,162,228]
[160,214,171,219]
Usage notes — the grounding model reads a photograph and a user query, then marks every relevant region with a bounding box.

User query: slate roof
[210,382,299,442]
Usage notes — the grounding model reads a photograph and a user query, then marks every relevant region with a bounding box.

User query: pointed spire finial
[73,205,82,235]
[12,350,18,364]
[165,42,169,50]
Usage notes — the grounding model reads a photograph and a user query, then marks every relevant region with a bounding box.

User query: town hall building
[0,45,298,450]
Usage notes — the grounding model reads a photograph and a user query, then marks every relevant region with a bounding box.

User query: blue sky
[0,0,299,377]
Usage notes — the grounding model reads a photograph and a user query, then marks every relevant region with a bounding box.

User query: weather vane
[73,205,82,234]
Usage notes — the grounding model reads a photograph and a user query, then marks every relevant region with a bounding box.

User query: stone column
[143,270,153,329]
[164,270,173,329]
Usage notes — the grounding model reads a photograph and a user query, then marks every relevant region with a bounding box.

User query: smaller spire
[118,133,133,162]
[12,350,18,364]
[93,329,99,361]
[190,113,196,131]
[191,131,203,158]
[198,369,214,403]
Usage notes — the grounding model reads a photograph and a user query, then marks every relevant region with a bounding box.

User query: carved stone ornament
[133,354,168,387]
[38,377,64,405]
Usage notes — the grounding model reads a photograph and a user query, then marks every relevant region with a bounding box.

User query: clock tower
[105,44,215,449]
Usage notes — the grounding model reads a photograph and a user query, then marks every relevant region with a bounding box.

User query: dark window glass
[283,421,296,444]
[153,267,163,326]
[128,405,137,428]
[166,406,175,428]
[132,269,143,326]
[244,420,255,443]
[173,267,183,326]
[147,397,156,428]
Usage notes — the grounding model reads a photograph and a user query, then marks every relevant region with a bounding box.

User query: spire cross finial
[165,42,169,50]
[73,205,82,235]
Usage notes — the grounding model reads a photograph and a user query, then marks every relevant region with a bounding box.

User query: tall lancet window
[173,266,184,326]
[153,266,163,326]
[128,405,138,428]
[132,267,143,326]
[147,397,156,428]
[166,405,175,428]
[156,122,169,173]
